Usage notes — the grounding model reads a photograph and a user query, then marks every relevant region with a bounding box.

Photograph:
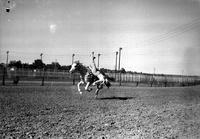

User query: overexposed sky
[0,0,200,75]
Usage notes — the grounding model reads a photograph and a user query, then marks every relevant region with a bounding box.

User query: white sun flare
[49,24,57,34]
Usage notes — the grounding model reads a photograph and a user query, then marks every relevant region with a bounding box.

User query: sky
[0,0,200,75]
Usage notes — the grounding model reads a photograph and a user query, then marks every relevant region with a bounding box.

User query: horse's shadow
[98,96,134,100]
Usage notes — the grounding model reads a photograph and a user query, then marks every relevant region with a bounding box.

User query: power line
[1,44,198,62]
[134,17,200,47]
[142,18,200,45]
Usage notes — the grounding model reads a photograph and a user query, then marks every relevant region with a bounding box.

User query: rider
[89,56,110,87]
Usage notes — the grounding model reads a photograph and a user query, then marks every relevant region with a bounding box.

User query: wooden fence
[1,68,200,87]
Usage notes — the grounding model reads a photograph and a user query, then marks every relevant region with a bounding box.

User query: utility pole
[2,51,9,85]
[72,54,75,64]
[40,53,43,61]
[92,52,94,58]
[115,51,118,80]
[97,53,101,69]
[118,47,122,86]
[72,54,75,85]
[6,51,9,66]
[40,53,44,86]
[118,48,122,71]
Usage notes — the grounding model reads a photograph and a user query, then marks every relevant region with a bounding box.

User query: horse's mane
[74,61,91,71]
[73,61,92,77]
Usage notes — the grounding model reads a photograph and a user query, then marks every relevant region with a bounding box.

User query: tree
[60,65,71,71]
[32,59,45,69]
[46,62,62,71]
[22,63,30,69]
[0,63,5,69]
[52,62,61,71]
[121,68,126,73]
[9,60,22,68]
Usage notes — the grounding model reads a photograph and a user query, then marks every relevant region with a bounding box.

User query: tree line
[0,59,71,71]
[0,59,127,73]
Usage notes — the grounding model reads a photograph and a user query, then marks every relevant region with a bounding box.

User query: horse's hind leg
[95,89,100,99]
[95,84,103,98]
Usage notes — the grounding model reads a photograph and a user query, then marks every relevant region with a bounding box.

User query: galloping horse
[69,61,105,97]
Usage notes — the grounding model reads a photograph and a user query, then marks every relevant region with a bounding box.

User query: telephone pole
[118,48,122,70]
[118,47,122,86]
[40,53,43,61]
[72,54,75,64]
[6,51,9,66]
[97,53,101,68]
[115,51,118,79]
[2,51,9,85]
[92,52,94,58]
[72,54,75,85]
[40,53,45,86]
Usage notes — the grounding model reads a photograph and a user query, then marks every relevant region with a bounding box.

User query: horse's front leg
[85,82,92,92]
[77,81,84,94]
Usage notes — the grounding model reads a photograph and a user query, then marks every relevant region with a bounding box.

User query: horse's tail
[103,75,115,88]
[99,69,115,82]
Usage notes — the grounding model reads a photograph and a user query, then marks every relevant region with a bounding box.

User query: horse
[69,61,106,98]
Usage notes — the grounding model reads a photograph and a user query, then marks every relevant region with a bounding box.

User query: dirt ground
[0,84,200,139]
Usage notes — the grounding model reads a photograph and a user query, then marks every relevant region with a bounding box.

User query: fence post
[132,73,133,83]
[164,75,167,87]
[73,75,75,85]
[119,72,122,86]
[41,68,45,86]
[2,67,6,85]
[138,74,141,87]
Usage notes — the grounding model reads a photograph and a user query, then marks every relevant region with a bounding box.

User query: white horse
[69,61,106,97]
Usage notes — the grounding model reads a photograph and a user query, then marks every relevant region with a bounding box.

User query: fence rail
[1,68,200,87]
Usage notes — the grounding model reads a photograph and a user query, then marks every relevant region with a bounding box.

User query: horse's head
[69,61,81,73]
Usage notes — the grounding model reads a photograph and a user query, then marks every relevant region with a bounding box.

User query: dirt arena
[0,83,200,139]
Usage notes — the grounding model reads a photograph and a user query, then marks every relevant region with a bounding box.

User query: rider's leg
[93,74,105,85]
[91,56,98,75]
[93,80,103,85]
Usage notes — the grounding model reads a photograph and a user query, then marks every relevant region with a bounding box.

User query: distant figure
[13,76,19,85]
